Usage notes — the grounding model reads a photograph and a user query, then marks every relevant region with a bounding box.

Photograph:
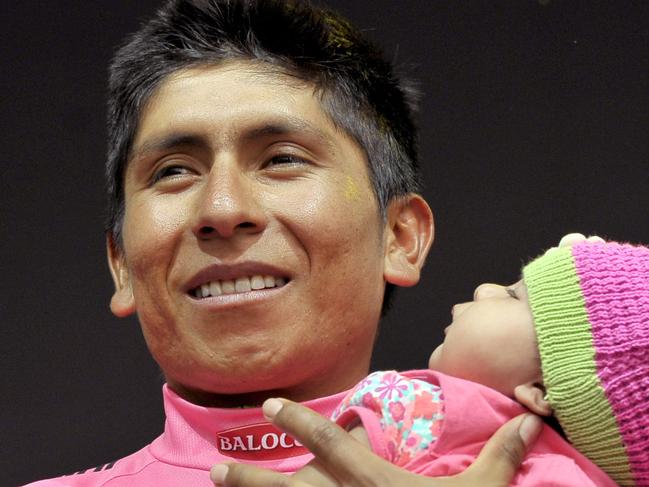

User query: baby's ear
[514,383,552,416]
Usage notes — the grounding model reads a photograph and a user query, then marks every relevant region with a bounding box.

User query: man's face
[109,62,391,401]
[428,281,542,397]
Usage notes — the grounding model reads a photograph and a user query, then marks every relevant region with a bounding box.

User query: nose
[191,161,267,240]
[473,283,505,301]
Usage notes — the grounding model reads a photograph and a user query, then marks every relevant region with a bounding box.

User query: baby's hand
[543,233,605,256]
[557,233,605,247]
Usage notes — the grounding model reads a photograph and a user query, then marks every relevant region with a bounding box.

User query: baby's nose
[473,283,505,301]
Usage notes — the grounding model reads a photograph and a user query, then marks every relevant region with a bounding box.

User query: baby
[293,240,649,486]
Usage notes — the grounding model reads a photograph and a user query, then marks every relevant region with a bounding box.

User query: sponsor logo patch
[216,422,307,461]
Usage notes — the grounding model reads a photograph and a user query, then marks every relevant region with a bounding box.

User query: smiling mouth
[190,275,288,299]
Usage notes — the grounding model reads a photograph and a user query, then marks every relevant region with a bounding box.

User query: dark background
[2,1,648,485]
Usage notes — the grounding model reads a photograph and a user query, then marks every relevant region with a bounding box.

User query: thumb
[463,414,542,486]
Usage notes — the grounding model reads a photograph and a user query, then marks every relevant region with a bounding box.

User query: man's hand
[211,398,542,487]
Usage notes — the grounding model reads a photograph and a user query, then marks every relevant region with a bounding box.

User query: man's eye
[266,154,307,166]
[152,165,191,182]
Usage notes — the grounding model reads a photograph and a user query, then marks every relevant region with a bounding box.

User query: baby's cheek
[436,338,492,383]
[428,343,444,370]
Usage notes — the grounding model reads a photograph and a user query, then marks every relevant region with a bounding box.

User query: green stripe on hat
[523,247,633,485]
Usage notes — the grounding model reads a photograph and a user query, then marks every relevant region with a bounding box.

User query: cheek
[428,343,444,370]
[276,182,383,334]
[435,335,471,374]
[122,196,188,276]
[434,326,494,378]
[301,176,374,224]
[276,178,380,261]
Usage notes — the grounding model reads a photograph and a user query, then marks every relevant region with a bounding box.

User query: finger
[263,398,388,483]
[465,414,542,485]
[557,233,587,248]
[543,233,584,257]
[211,463,312,487]
[585,235,605,243]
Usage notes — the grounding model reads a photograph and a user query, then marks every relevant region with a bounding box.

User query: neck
[167,368,370,408]
[166,383,296,408]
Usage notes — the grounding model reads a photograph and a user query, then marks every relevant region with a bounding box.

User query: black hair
[106,0,422,313]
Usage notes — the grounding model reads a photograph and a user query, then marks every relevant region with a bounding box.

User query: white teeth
[193,275,287,298]
[222,280,236,294]
[251,275,265,290]
[235,277,252,292]
[201,284,210,298]
[210,281,222,296]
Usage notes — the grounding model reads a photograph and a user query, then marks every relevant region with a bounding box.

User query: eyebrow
[241,118,336,152]
[129,133,210,162]
[129,117,337,162]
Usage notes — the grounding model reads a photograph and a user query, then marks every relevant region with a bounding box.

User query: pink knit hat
[523,241,649,486]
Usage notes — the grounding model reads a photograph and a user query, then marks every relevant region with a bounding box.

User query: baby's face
[429,281,543,397]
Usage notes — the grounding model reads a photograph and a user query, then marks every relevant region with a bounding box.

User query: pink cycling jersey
[25,371,618,486]
[24,385,348,486]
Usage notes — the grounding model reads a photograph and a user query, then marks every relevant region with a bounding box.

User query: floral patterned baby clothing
[331,370,445,466]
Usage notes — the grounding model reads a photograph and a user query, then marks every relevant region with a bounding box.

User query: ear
[514,382,552,416]
[106,235,136,317]
[383,194,435,287]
